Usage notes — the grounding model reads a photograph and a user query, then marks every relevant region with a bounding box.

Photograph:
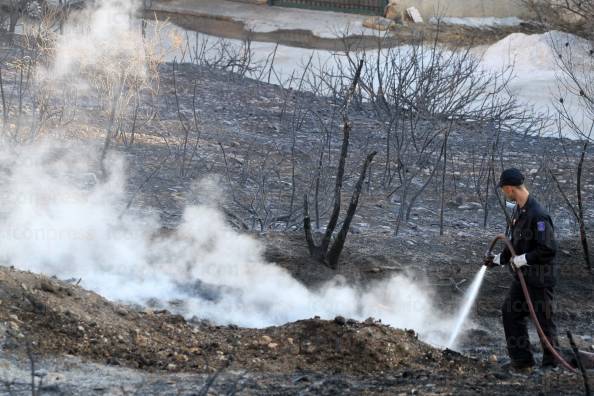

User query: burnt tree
[303,59,377,269]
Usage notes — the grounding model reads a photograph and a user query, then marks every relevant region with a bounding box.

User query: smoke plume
[0,0,468,348]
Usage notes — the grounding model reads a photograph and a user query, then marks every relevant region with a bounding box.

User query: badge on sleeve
[537,221,546,232]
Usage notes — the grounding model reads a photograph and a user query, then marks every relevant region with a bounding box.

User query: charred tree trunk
[303,59,375,269]
[576,141,592,270]
[320,120,350,253]
[303,194,326,262]
[327,151,377,268]
[439,125,451,236]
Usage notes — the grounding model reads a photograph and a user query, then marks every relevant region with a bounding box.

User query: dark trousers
[502,280,559,366]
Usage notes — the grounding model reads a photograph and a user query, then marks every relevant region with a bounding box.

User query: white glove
[511,254,528,271]
[493,253,501,266]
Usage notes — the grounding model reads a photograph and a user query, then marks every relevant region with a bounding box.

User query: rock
[8,314,20,322]
[175,353,189,362]
[25,294,46,314]
[334,316,346,325]
[166,363,177,371]
[286,337,294,345]
[39,280,57,294]
[115,307,128,316]
[458,203,480,210]
[363,16,396,31]
[384,3,403,22]
[260,335,273,344]
[405,7,424,23]
[267,342,278,350]
[349,225,362,234]
[302,341,316,354]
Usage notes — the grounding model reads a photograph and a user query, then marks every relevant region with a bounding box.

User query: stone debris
[406,7,424,23]
[384,0,403,23]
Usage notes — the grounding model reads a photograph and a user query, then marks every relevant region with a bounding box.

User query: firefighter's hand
[484,253,501,268]
[511,254,528,271]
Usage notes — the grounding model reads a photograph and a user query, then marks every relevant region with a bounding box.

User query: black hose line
[486,234,576,372]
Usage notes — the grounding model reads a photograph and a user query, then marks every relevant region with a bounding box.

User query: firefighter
[484,168,560,371]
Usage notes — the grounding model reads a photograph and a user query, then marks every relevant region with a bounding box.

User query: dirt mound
[1,265,589,394]
[0,265,477,375]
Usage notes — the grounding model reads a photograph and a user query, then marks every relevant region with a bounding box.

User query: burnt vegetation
[0,1,592,394]
[0,3,592,270]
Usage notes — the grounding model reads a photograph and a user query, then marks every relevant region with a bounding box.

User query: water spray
[446,265,486,348]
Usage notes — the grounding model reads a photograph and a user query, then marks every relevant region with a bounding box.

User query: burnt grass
[0,53,593,394]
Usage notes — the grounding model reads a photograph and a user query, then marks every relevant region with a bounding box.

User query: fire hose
[486,234,577,372]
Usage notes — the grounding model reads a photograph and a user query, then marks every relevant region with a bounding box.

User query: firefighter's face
[501,185,515,201]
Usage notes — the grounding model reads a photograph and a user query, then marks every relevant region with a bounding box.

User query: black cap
[498,168,525,187]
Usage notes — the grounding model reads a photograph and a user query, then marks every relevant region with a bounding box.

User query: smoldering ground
[0,141,463,347]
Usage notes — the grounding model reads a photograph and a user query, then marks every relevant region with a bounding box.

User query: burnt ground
[0,262,591,395]
[0,29,593,394]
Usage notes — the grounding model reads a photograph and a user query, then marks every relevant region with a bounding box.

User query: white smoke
[38,0,148,81]
[0,0,467,348]
[0,141,459,346]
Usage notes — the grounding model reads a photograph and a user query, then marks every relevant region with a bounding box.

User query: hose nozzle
[483,251,498,268]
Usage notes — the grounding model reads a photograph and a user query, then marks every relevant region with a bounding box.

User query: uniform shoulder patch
[537,221,546,232]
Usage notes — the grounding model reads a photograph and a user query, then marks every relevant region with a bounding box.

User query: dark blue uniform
[500,195,559,367]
